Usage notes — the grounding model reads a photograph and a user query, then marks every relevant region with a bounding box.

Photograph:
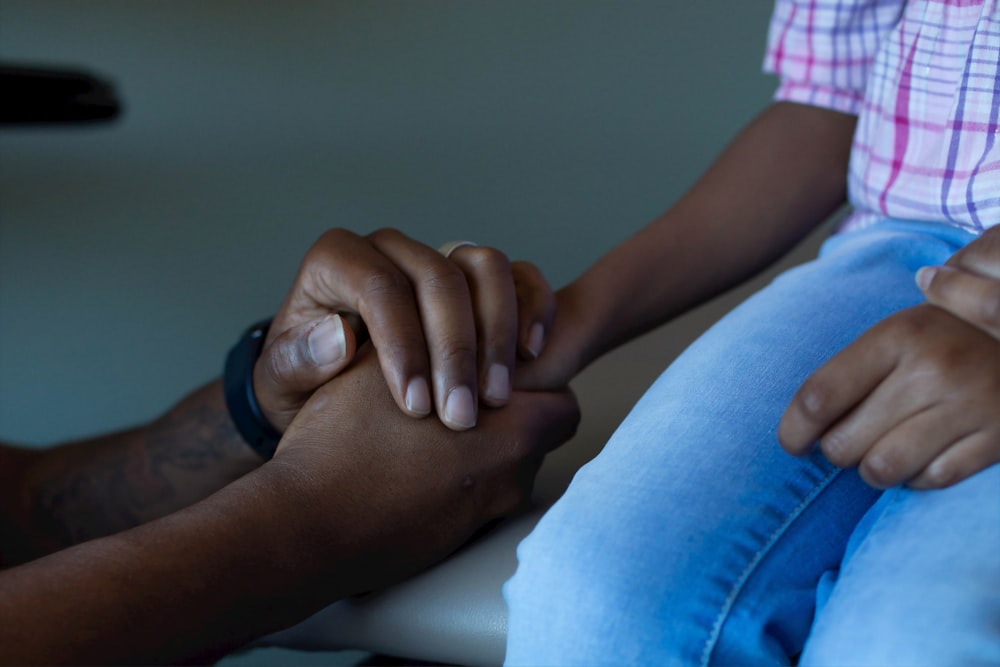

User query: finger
[254,314,357,431]
[512,261,556,361]
[501,389,582,456]
[945,225,1000,279]
[449,245,518,408]
[474,389,581,519]
[282,228,434,419]
[369,228,479,430]
[778,325,898,456]
[918,265,1000,340]
[908,430,1000,490]
[854,406,973,489]
[811,368,930,473]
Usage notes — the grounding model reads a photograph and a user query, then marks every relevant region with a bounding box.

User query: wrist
[252,458,381,602]
[223,319,282,459]
[554,281,612,373]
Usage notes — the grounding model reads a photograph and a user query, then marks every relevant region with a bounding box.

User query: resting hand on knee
[779,304,1000,490]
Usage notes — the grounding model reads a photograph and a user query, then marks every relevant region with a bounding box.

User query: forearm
[0,465,332,665]
[562,102,857,371]
[3,380,261,565]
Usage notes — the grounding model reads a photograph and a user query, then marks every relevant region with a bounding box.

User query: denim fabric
[504,220,998,666]
[800,462,1000,666]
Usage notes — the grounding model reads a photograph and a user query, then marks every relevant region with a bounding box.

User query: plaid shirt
[763,0,1000,233]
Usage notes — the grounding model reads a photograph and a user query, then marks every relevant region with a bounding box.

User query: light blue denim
[504,220,1000,666]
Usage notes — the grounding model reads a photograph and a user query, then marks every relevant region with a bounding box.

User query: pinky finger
[512,261,555,360]
[908,430,1000,490]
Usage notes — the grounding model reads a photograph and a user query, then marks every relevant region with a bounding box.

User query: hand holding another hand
[247,228,555,433]
[268,344,580,595]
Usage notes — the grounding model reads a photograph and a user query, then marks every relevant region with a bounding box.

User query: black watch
[223,319,282,459]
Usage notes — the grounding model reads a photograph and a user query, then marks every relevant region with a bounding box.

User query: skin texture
[779,227,1000,489]
[919,225,1000,339]
[0,381,258,566]
[0,225,568,663]
[0,227,555,565]
[0,350,579,665]
[515,102,858,391]
[258,228,555,432]
[509,100,996,492]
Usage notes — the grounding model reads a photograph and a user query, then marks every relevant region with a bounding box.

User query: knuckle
[259,341,298,386]
[512,259,544,279]
[794,379,836,423]
[918,462,955,488]
[437,339,478,367]
[908,341,969,385]
[461,246,511,271]
[310,228,352,255]
[317,227,353,245]
[418,262,468,293]
[859,451,901,488]
[886,306,935,339]
[976,291,1000,330]
[361,268,410,299]
[485,338,515,365]
[368,227,407,245]
[819,429,852,466]
[303,228,353,269]
[954,229,1000,267]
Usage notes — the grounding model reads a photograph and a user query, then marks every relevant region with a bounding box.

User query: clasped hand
[248,228,555,433]
[234,228,578,594]
[780,227,1000,490]
[269,345,579,593]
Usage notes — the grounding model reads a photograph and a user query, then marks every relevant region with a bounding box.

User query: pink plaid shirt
[764,0,1000,233]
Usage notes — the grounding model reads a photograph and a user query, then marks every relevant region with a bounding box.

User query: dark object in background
[0,64,122,125]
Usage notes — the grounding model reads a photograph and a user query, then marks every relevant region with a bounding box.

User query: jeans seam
[699,466,843,667]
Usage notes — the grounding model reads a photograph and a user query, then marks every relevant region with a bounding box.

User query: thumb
[508,388,582,455]
[253,314,358,431]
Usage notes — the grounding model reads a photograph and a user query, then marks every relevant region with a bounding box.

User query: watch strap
[224,318,282,459]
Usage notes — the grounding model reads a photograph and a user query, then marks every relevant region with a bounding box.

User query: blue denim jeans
[504,220,1000,666]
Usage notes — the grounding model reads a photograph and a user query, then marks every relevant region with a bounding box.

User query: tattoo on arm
[25,382,260,556]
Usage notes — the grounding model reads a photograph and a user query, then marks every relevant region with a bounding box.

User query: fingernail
[444,386,476,429]
[525,322,545,359]
[915,266,937,291]
[405,377,432,416]
[307,316,347,366]
[484,363,510,404]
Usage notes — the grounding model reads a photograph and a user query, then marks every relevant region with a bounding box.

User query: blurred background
[0,0,786,444]
[0,1,833,664]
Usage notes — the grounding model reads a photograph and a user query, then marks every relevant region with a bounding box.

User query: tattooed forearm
[17,381,261,561]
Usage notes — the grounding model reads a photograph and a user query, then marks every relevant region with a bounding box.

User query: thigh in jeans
[801,462,1000,667]
[503,221,977,666]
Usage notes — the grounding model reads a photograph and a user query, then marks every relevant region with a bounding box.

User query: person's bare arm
[0,349,579,665]
[0,228,558,566]
[0,381,260,567]
[519,101,858,388]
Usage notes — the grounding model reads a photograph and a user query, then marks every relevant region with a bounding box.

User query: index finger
[946,226,1000,279]
[919,265,1000,340]
[778,322,898,456]
[279,228,436,420]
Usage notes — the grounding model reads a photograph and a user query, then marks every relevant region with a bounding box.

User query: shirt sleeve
[762,0,905,116]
